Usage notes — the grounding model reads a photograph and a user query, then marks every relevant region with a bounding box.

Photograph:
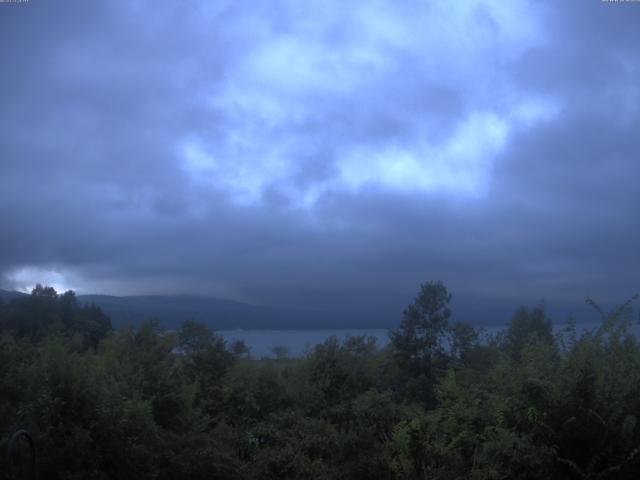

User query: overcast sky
[1,0,639,315]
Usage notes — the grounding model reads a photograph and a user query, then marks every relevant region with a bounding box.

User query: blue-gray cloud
[0,0,638,316]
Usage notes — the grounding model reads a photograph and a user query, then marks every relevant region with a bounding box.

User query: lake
[219,321,640,358]
[220,325,506,358]
[218,329,391,358]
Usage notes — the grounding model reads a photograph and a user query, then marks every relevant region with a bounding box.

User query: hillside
[2,288,608,330]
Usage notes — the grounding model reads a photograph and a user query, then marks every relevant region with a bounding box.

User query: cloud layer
[1,0,639,318]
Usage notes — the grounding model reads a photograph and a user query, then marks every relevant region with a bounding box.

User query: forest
[1,282,640,479]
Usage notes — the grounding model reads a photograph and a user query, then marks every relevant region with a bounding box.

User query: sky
[1,0,639,318]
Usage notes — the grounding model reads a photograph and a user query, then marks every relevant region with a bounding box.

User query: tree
[31,284,57,298]
[177,319,215,353]
[176,320,234,418]
[231,339,251,359]
[448,321,479,363]
[271,345,289,360]
[389,281,452,405]
[503,306,554,359]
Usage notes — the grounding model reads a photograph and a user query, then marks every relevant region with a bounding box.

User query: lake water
[219,329,391,358]
[219,321,640,358]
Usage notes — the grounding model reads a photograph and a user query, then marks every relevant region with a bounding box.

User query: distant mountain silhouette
[76,294,400,330]
[0,289,28,302]
[0,288,614,330]
[76,294,300,329]
[1,289,394,329]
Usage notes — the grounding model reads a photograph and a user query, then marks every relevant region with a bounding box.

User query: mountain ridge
[1,288,614,330]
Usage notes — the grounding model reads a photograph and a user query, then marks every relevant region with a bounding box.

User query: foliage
[1,284,639,479]
[389,281,454,406]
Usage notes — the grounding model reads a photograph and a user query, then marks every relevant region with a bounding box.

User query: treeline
[1,283,640,479]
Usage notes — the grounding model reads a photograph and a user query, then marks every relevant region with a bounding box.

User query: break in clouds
[1,0,639,315]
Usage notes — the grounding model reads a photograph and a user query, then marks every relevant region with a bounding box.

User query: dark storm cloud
[1,0,638,318]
